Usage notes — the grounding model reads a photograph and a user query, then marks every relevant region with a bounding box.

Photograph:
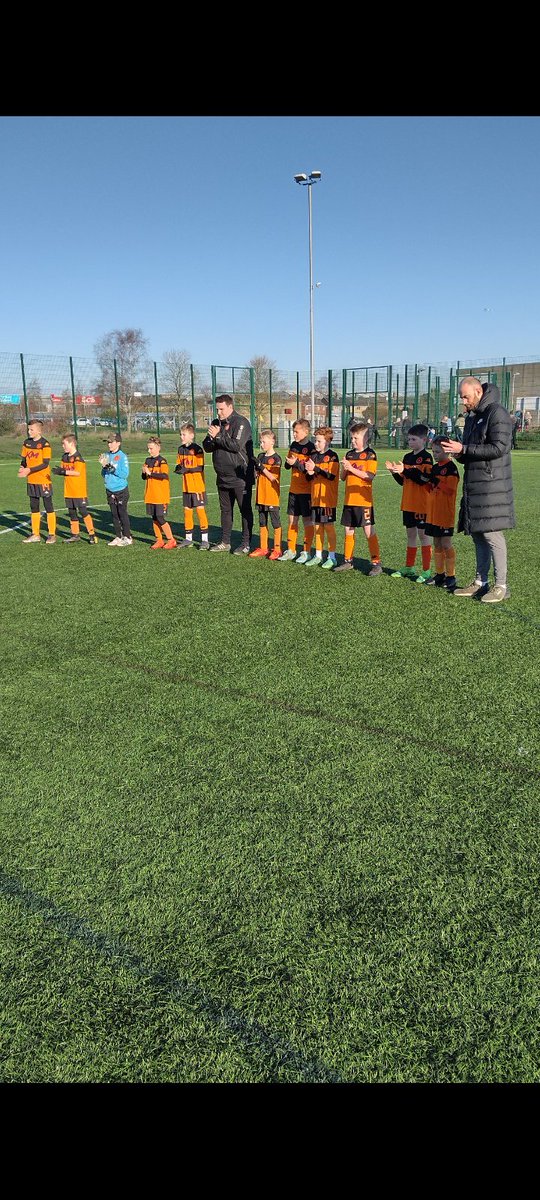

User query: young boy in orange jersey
[278,418,315,561]
[334,420,382,575]
[249,429,282,559]
[423,435,460,592]
[17,418,57,543]
[51,433,98,543]
[141,436,176,549]
[385,422,433,582]
[304,426,340,569]
[174,421,210,549]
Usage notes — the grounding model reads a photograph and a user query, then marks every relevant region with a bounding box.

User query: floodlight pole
[295,171,322,430]
[512,372,520,409]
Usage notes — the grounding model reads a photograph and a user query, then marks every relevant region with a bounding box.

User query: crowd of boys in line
[15,377,515,603]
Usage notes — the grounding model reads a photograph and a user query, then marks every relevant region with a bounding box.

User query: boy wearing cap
[98,433,132,546]
[18,418,57,543]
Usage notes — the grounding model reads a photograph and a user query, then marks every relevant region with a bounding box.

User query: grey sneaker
[278,549,296,561]
[480,584,509,604]
[453,580,488,598]
[23,534,41,543]
[209,542,231,552]
[65,535,81,543]
[334,559,354,572]
[45,535,57,544]
[176,538,195,548]
[295,551,309,564]
[198,541,211,550]
[233,544,250,555]
[368,562,383,576]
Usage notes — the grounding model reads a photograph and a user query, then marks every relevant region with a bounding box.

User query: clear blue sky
[1,115,539,373]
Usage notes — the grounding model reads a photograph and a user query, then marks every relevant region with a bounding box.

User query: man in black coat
[202,393,254,554]
[441,376,515,603]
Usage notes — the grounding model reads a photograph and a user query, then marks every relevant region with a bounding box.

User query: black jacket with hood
[457,382,515,534]
[202,409,254,487]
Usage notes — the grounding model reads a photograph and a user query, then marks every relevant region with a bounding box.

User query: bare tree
[160,349,199,419]
[236,355,286,426]
[94,328,150,433]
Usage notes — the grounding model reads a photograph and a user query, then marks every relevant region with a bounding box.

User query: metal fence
[1,351,539,447]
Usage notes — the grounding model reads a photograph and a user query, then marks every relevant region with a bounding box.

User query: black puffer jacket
[457,383,515,534]
[202,409,254,487]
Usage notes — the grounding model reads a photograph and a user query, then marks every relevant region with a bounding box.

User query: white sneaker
[120,537,133,546]
[23,534,41,543]
[108,536,123,547]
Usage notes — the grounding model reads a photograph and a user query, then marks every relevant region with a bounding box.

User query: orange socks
[31,513,41,537]
[406,547,417,567]
[83,515,95,536]
[344,532,355,560]
[259,526,269,552]
[421,545,432,571]
[304,524,314,552]
[46,512,57,536]
[288,525,298,552]
[368,533,380,562]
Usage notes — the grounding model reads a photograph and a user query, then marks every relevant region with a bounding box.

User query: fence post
[328,369,332,429]
[20,353,29,423]
[154,362,160,437]
[269,368,273,430]
[190,364,196,428]
[296,372,300,421]
[69,356,77,435]
[113,359,121,430]
[387,366,392,445]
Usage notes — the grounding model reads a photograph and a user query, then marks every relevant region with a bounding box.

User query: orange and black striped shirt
[285,438,315,495]
[393,448,433,513]
[427,458,459,528]
[254,452,281,507]
[20,437,52,486]
[142,455,170,505]
[57,451,89,499]
[175,442,206,496]
[342,447,377,506]
[308,449,340,508]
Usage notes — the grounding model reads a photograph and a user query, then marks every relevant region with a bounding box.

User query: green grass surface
[1,437,539,1082]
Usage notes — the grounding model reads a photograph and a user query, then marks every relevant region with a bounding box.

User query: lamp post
[294,170,322,429]
[512,372,520,409]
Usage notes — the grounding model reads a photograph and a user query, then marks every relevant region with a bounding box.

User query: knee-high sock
[344,532,355,560]
[153,521,163,540]
[46,512,56,536]
[259,525,268,551]
[304,524,315,552]
[368,533,380,562]
[406,546,417,567]
[70,519,80,535]
[288,525,298,551]
[198,508,209,529]
[83,514,95,535]
[31,512,41,536]
[315,526,323,553]
[161,522,173,541]
[273,526,282,551]
[422,545,432,570]
[184,508,194,532]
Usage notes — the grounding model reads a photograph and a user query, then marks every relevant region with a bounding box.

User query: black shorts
[287,492,312,519]
[403,510,427,529]
[27,482,52,499]
[146,503,168,521]
[183,492,206,509]
[311,506,336,525]
[341,504,375,529]
[425,522,454,538]
[67,496,89,516]
[258,505,281,529]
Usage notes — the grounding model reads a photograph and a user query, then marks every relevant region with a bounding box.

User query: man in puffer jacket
[441,377,514,603]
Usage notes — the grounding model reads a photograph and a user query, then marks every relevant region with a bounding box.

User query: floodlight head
[309,170,322,181]
[294,173,308,184]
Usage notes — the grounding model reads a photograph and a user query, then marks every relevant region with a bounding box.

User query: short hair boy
[51,433,98,543]
[385,422,434,581]
[303,426,340,568]
[18,418,57,543]
[249,429,282,560]
[423,435,460,591]
[142,436,176,549]
[278,418,315,561]
[334,421,382,575]
[174,422,209,549]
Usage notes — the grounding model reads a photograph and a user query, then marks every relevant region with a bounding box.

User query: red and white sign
[75,394,101,405]
[50,393,64,403]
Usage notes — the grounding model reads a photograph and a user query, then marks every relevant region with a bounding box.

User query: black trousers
[106,487,131,537]
[217,480,253,545]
